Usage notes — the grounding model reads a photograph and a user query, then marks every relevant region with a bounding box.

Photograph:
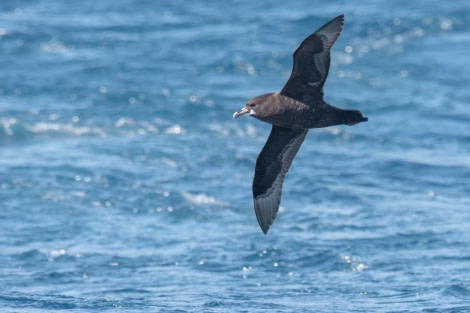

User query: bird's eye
[248,103,255,107]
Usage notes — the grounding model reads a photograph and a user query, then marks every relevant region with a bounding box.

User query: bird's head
[233,94,272,120]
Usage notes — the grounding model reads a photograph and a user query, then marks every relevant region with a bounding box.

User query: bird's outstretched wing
[253,125,308,234]
[281,14,344,101]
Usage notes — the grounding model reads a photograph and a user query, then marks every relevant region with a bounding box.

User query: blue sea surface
[1,0,470,312]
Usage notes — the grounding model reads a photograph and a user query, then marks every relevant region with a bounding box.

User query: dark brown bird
[233,15,368,234]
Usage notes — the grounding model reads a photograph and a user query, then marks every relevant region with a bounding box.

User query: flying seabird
[233,14,368,234]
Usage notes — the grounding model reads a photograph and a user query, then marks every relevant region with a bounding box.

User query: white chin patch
[249,109,256,115]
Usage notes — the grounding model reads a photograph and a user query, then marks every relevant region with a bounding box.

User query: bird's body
[245,92,365,129]
[233,15,368,234]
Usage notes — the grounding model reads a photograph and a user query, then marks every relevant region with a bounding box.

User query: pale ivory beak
[233,107,250,119]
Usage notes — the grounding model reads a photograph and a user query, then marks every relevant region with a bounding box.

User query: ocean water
[1,0,470,312]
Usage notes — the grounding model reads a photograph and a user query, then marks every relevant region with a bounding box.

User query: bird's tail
[342,109,368,126]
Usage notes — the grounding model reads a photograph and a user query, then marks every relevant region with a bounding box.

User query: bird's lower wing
[253,125,308,234]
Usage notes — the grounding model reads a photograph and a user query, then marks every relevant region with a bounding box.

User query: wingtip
[330,14,344,23]
[313,14,345,50]
[254,197,275,235]
[257,213,272,234]
[333,14,345,29]
[339,14,345,26]
[261,225,270,235]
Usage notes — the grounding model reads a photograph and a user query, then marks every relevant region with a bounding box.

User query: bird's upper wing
[280,14,344,101]
[253,125,308,234]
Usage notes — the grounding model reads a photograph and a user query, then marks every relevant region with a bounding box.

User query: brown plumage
[233,15,367,234]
